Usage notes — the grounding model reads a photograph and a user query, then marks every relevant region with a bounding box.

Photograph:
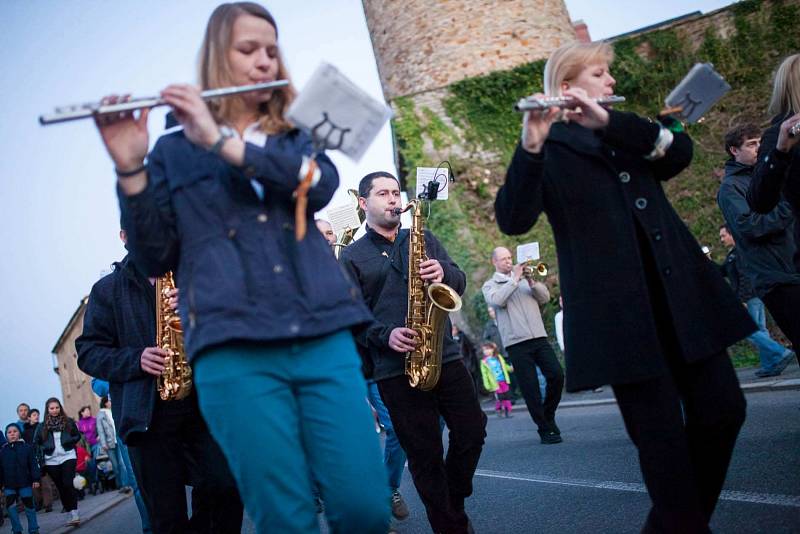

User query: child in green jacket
[480,342,514,417]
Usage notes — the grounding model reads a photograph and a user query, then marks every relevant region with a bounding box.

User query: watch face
[220,126,236,138]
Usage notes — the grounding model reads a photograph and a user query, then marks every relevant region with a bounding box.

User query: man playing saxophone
[340,171,487,534]
[76,225,243,534]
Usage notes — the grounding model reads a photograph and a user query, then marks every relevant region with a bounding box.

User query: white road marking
[474,469,800,508]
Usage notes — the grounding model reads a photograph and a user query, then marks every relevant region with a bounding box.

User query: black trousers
[763,283,800,365]
[613,350,746,534]
[505,337,564,435]
[378,360,487,534]
[126,394,243,534]
[44,459,78,512]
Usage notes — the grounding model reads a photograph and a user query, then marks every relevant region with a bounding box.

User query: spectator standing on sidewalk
[20,410,54,513]
[0,423,40,534]
[34,398,81,526]
[76,406,99,495]
[15,404,30,430]
[719,224,795,376]
[482,246,565,444]
[96,396,132,493]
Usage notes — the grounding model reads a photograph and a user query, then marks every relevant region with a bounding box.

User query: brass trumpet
[522,261,548,280]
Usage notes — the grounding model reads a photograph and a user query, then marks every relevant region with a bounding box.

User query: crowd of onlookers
[0,397,133,532]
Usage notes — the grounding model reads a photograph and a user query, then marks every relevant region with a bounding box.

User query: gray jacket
[482,272,550,348]
[96,409,117,450]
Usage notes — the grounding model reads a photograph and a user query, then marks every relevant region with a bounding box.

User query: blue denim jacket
[118,127,372,360]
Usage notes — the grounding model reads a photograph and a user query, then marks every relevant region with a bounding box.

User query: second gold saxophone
[155,272,192,401]
[396,200,462,391]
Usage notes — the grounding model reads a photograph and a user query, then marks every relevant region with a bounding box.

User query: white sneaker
[67,510,80,526]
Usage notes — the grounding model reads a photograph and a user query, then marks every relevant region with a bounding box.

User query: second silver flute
[514,95,625,112]
[39,80,290,126]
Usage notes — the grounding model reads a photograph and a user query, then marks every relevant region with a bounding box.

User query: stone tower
[362,0,576,101]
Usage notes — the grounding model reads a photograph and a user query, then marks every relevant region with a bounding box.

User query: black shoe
[540,430,563,444]
[754,368,781,378]
[550,421,561,435]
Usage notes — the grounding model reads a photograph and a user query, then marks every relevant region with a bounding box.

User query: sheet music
[665,63,730,123]
[287,63,393,161]
[516,242,540,263]
[415,167,449,200]
[327,203,362,234]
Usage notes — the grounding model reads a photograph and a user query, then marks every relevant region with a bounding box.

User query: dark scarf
[45,413,66,433]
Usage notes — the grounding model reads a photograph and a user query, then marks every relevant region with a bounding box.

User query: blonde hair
[543,42,614,96]
[199,2,296,134]
[768,54,800,117]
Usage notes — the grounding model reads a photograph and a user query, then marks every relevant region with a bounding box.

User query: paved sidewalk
[482,358,800,414]
[26,489,132,534]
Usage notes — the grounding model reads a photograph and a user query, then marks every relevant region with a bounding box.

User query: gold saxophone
[397,199,462,391]
[155,272,192,401]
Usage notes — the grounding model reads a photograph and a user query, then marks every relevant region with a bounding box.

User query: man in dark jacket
[340,172,487,534]
[719,123,800,365]
[76,229,242,534]
[718,224,795,376]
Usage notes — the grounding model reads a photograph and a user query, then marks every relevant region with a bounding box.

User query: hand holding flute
[520,89,610,154]
[776,112,800,153]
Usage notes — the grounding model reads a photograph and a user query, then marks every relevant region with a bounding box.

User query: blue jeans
[4,487,38,534]
[117,437,151,532]
[746,298,789,371]
[367,382,407,490]
[194,330,390,534]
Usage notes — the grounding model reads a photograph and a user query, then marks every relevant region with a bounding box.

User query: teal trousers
[194,330,390,534]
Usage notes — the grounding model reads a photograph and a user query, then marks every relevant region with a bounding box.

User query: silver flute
[790,122,800,138]
[39,80,290,125]
[514,95,625,112]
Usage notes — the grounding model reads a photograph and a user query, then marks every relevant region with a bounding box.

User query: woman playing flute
[495,41,754,533]
[94,3,389,533]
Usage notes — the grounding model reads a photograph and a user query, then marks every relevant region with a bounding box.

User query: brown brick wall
[363,0,576,99]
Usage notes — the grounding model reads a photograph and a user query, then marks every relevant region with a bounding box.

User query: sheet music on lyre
[516,242,540,264]
[287,63,393,161]
[327,203,362,235]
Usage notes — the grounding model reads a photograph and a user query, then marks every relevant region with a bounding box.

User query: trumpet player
[93,3,390,532]
[482,247,564,444]
[340,171,486,534]
[76,225,243,534]
[495,41,755,533]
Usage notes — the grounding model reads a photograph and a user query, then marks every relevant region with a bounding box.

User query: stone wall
[53,299,98,419]
[362,0,576,99]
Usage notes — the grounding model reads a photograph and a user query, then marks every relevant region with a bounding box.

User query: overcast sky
[0,0,735,421]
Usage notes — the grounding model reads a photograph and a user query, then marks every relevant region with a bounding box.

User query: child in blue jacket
[0,423,40,534]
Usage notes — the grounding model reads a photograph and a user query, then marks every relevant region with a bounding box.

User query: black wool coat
[495,110,754,391]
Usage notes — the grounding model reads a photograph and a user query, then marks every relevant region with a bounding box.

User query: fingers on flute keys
[95,94,134,127]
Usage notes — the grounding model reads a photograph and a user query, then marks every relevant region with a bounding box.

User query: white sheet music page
[287,63,393,161]
[327,203,362,235]
[516,242,540,264]
[415,167,449,200]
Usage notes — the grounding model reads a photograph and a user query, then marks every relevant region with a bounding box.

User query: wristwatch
[208,126,236,155]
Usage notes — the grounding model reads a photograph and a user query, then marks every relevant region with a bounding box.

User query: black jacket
[118,125,372,361]
[33,419,80,457]
[719,248,756,302]
[0,441,41,489]
[340,227,466,381]
[496,110,754,391]
[718,159,799,297]
[747,113,800,273]
[76,256,158,443]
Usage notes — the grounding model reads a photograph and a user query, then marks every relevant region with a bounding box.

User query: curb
[481,379,800,414]
[51,492,132,534]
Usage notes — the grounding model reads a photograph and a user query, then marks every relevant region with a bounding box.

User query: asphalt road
[76,390,800,533]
